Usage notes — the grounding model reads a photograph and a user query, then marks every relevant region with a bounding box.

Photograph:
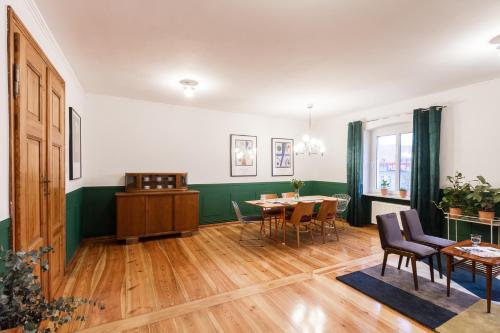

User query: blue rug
[336,260,500,332]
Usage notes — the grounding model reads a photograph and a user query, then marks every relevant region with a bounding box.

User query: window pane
[376,135,396,191]
[400,133,413,191]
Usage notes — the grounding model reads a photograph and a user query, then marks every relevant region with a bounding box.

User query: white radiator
[371,201,410,230]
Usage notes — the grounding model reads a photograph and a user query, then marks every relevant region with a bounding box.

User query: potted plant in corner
[467,175,500,222]
[380,179,390,196]
[399,187,408,199]
[434,171,471,218]
[291,178,305,199]
[0,247,104,333]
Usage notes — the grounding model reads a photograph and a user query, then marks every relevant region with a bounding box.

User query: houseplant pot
[449,207,463,218]
[478,210,495,221]
[399,188,407,198]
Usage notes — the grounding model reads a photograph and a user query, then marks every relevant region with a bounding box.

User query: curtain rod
[363,105,447,124]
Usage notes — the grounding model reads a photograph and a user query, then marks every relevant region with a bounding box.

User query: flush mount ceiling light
[179,79,198,98]
[295,104,325,157]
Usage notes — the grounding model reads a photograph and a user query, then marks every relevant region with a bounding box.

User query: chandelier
[295,104,325,156]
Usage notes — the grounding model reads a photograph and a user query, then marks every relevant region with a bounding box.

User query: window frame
[368,123,412,194]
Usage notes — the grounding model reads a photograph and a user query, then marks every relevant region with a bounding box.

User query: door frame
[7,6,66,252]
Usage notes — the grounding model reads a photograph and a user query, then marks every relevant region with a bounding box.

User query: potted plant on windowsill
[380,179,390,196]
[0,247,104,333]
[399,188,408,198]
[291,178,305,199]
[467,175,500,222]
[434,171,471,218]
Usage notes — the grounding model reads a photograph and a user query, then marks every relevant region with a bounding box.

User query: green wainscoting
[0,218,11,272]
[78,181,349,239]
[66,188,84,264]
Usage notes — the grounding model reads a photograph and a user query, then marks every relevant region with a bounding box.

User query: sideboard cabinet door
[174,193,199,231]
[116,196,146,238]
[147,195,174,234]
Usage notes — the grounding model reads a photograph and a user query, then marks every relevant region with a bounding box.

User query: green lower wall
[0,218,11,272]
[66,188,84,264]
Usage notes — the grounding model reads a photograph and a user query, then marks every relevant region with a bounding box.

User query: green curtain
[347,121,364,226]
[410,106,442,236]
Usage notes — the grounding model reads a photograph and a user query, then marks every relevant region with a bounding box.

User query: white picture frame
[230,134,257,177]
[271,138,294,176]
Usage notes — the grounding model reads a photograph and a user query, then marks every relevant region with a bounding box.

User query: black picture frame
[271,138,294,176]
[230,134,257,177]
[69,107,82,180]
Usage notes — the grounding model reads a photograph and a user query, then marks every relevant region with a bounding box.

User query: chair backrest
[231,201,244,223]
[289,202,315,225]
[332,194,351,213]
[376,213,404,250]
[261,193,278,200]
[316,199,338,222]
[281,192,295,198]
[400,209,425,241]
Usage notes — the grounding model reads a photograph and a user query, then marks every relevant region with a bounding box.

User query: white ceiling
[35,0,500,118]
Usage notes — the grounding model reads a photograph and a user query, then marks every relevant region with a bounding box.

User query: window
[369,123,413,194]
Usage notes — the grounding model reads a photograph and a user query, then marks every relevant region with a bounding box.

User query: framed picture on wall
[271,138,294,176]
[69,107,82,180]
[230,134,257,177]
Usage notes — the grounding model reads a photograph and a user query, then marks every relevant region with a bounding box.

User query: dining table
[245,195,344,245]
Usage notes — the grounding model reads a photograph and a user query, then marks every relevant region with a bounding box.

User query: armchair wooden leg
[437,253,442,279]
[411,256,419,290]
[381,251,388,276]
[405,256,410,268]
[429,256,434,283]
[397,255,403,270]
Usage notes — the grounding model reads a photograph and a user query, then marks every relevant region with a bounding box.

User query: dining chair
[284,202,315,248]
[400,209,455,278]
[260,194,282,236]
[376,213,438,290]
[332,193,351,230]
[232,201,264,246]
[313,199,339,243]
[281,192,295,198]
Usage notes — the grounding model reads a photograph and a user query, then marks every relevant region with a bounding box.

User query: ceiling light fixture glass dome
[180,79,198,98]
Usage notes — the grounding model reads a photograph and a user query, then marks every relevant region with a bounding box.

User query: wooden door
[46,69,66,294]
[8,8,66,298]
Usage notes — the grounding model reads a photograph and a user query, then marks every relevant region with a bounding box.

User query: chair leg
[332,221,339,241]
[405,256,410,268]
[429,256,434,283]
[411,256,419,290]
[397,255,403,270]
[322,221,326,244]
[239,224,245,241]
[437,253,442,279]
[381,251,388,276]
[296,226,300,248]
[309,225,314,244]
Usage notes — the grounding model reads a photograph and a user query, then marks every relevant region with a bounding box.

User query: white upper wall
[313,77,500,187]
[0,0,86,221]
[84,94,316,186]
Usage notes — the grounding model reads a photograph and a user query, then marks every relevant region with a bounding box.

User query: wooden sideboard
[116,190,199,242]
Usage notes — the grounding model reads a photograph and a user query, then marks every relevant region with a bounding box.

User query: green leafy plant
[434,171,471,212]
[0,247,104,332]
[467,176,500,212]
[290,178,305,191]
[380,179,390,189]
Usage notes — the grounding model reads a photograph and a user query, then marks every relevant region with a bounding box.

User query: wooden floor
[57,222,431,332]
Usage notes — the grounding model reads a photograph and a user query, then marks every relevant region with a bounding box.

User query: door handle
[41,175,51,195]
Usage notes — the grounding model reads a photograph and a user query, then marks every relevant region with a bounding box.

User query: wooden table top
[441,240,500,266]
[245,195,339,209]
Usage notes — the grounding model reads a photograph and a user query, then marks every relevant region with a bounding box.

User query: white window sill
[364,192,410,202]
